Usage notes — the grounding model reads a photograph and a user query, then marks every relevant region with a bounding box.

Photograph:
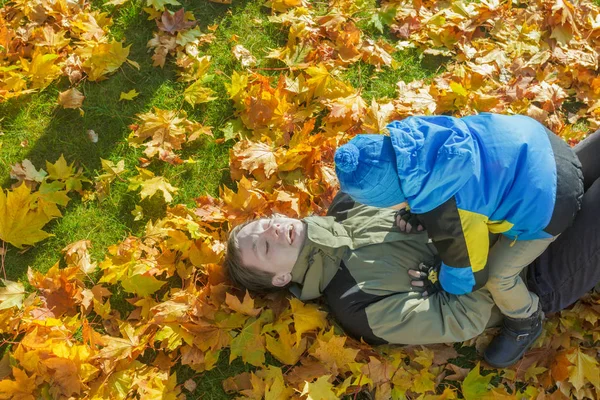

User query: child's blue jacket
[388,113,583,295]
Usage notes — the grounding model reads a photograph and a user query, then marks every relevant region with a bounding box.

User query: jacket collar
[289,217,349,300]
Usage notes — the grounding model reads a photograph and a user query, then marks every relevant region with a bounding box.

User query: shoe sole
[482,327,543,369]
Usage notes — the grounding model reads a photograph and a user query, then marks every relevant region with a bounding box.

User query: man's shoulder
[326,192,356,222]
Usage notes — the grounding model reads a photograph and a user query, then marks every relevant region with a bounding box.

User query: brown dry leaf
[9,160,47,189]
[62,240,97,274]
[58,88,85,109]
[232,44,257,68]
[157,9,196,34]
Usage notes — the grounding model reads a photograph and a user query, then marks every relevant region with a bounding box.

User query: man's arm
[418,197,490,295]
[364,290,497,344]
[323,260,497,345]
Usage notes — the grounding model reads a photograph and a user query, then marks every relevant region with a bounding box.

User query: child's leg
[483,236,556,368]
[485,236,556,318]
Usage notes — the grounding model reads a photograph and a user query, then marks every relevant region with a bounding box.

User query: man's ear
[272,272,292,287]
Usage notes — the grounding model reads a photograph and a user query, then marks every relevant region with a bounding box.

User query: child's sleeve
[418,196,490,295]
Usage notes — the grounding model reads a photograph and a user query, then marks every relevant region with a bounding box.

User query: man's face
[237,217,307,287]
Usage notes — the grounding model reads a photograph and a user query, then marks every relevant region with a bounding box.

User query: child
[334,113,583,368]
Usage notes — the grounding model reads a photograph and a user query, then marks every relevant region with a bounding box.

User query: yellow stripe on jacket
[457,209,490,273]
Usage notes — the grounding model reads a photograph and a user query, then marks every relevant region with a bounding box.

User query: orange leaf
[225,291,262,317]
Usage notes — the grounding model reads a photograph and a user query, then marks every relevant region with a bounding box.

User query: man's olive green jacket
[289,194,503,345]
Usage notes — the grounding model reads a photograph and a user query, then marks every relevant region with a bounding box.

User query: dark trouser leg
[528,177,600,313]
[486,131,600,367]
[574,129,600,190]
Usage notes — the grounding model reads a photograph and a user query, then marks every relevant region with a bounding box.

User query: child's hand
[395,208,425,233]
[408,262,443,298]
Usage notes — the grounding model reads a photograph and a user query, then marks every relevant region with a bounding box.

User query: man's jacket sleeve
[323,260,498,345]
[418,196,490,295]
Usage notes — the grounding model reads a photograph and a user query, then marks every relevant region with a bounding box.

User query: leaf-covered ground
[1,0,600,399]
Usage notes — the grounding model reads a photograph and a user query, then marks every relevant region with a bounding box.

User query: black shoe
[483,308,544,368]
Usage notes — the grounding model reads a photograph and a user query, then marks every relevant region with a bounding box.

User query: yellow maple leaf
[306,63,333,98]
[265,324,307,365]
[232,140,279,179]
[567,347,600,391]
[146,0,181,11]
[259,366,294,400]
[0,368,37,400]
[183,81,217,107]
[230,314,271,367]
[225,291,262,316]
[20,51,62,90]
[300,375,338,400]
[0,280,25,310]
[97,159,126,182]
[80,40,131,81]
[119,89,139,101]
[45,155,87,192]
[310,335,359,372]
[0,183,57,248]
[290,297,328,342]
[225,70,249,101]
[46,155,75,181]
[128,167,178,202]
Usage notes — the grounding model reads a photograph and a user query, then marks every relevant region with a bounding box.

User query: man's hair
[224,220,279,293]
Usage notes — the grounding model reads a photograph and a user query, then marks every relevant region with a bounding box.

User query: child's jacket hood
[387,115,479,213]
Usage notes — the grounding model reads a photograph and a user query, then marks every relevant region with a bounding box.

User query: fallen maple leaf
[462,362,493,400]
[0,183,58,248]
[0,368,37,400]
[225,291,262,316]
[58,88,85,109]
[300,375,338,400]
[9,160,47,189]
[289,297,327,342]
[62,240,97,274]
[119,89,140,101]
[265,324,307,365]
[128,167,178,202]
[0,280,25,310]
[232,44,257,68]
[230,312,273,367]
[147,0,181,11]
[157,9,195,34]
[567,347,600,391]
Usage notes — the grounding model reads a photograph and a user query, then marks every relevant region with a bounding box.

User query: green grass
[0,0,444,398]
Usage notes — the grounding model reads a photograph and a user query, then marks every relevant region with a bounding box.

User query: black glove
[408,261,443,298]
[395,208,425,233]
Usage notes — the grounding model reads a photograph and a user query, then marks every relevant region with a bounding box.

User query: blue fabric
[439,263,476,295]
[388,113,557,240]
[335,135,406,207]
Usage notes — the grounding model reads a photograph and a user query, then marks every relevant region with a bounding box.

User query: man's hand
[395,208,425,233]
[408,262,443,298]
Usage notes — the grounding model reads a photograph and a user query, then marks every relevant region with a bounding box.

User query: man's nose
[268,223,281,238]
